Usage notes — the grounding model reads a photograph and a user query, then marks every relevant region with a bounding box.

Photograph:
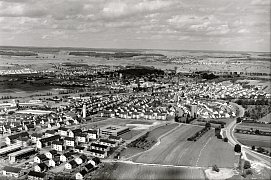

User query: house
[75,169,88,180]
[30,133,43,143]
[99,139,117,147]
[76,133,88,143]
[2,166,23,178]
[68,128,82,138]
[24,124,35,131]
[58,127,68,136]
[60,152,76,162]
[36,135,61,149]
[52,141,64,152]
[6,131,29,145]
[88,149,107,158]
[88,157,100,167]
[75,154,88,165]
[45,150,58,159]
[45,130,56,137]
[48,157,61,167]
[57,122,65,127]
[74,145,85,153]
[90,143,109,152]
[84,163,94,172]
[86,129,98,140]
[27,170,46,180]
[34,154,49,164]
[64,137,75,147]
[47,123,56,129]
[34,163,48,172]
[65,160,79,170]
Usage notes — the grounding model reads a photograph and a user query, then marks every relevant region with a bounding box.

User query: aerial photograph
[0,0,270,179]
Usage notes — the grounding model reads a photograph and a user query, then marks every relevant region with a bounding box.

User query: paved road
[225,102,271,168]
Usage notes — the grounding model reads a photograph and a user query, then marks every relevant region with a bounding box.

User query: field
[236,123,271,132]
[120,123,179,158]
[133,125,237,168]
[91,162,206,180]
[259,113,271,123]
[234,133,271,148]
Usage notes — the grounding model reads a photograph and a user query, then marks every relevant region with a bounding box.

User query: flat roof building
[100,125,129,136]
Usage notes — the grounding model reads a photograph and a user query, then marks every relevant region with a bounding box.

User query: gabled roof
[64,137,75,141]
[92,157,100,164]
[52,141,64,145]
[28,170,46,178]
[37,163,48,171]
[84,163,94,171]
[49,150,58,155]
[3,166,21,173]
[78,169,88,177]
[37,154,49,161]
[68,160,78,168]
[39,135,60,143]
[91,143,108,149]
[7,131,29,140]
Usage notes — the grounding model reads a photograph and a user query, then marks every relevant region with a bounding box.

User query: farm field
[133,125,237,168]
[234,133,271,148]
[236,123,271,132]
[92,162,206,180]
[120,123,179,158]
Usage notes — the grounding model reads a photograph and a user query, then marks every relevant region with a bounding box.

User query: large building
[8,147,36,163]
[100,125,129,136]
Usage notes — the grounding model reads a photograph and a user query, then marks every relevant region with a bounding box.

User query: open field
[236,123,271,132]
[258,113,271,123]
[92,162,206,180]
[133,125,237,168]
[234,133,271,148]
[120,123,179,158]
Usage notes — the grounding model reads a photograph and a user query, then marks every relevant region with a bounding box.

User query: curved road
[225,102,271,168]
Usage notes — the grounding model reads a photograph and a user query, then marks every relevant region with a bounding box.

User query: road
[225,102,271,168]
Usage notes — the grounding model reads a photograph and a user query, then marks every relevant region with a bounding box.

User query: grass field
[234,133,271,148]
[236,123,271,132]
[258,113,271,123]
[92,162,206,180]
[120,123,179,158]
[133,125,237,168]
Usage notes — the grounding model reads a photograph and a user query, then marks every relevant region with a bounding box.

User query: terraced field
[133,125,237,168]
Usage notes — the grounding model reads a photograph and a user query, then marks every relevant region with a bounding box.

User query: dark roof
[49,150,58,155]
[39,135,60,143]
[52,141,64,145]
[64,137,75,141]
[89,149,105,154]
[68,160,78,168]
[58,127,68,131]
[100,139,116,144]
[37,163,48,171]
[79,154,88,161]
[92,157,100,164]
[86,129,97,134]
[38,154,49,161]
[78,169,88,177]
[84,163,94,171]
[45,130,56,134]
[31,133,43,138]
[91,143,108,149]
[3,166,21,173]
[8,131,29,140]
[28,170,46,178]
[75,146,85,150]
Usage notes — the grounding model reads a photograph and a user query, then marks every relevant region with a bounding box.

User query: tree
[205,122,211,129]
[251,146,255,150]
[243,160,251,169]
[234,144,241,153]
[236,117,242,123]
[223,137,228,142]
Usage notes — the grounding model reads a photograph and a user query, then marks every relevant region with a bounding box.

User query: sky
[0,0,270,52]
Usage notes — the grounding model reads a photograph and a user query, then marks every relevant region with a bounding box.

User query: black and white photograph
[0,0,270,179]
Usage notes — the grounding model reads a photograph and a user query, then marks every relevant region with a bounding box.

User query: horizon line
[0,45,270,54]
